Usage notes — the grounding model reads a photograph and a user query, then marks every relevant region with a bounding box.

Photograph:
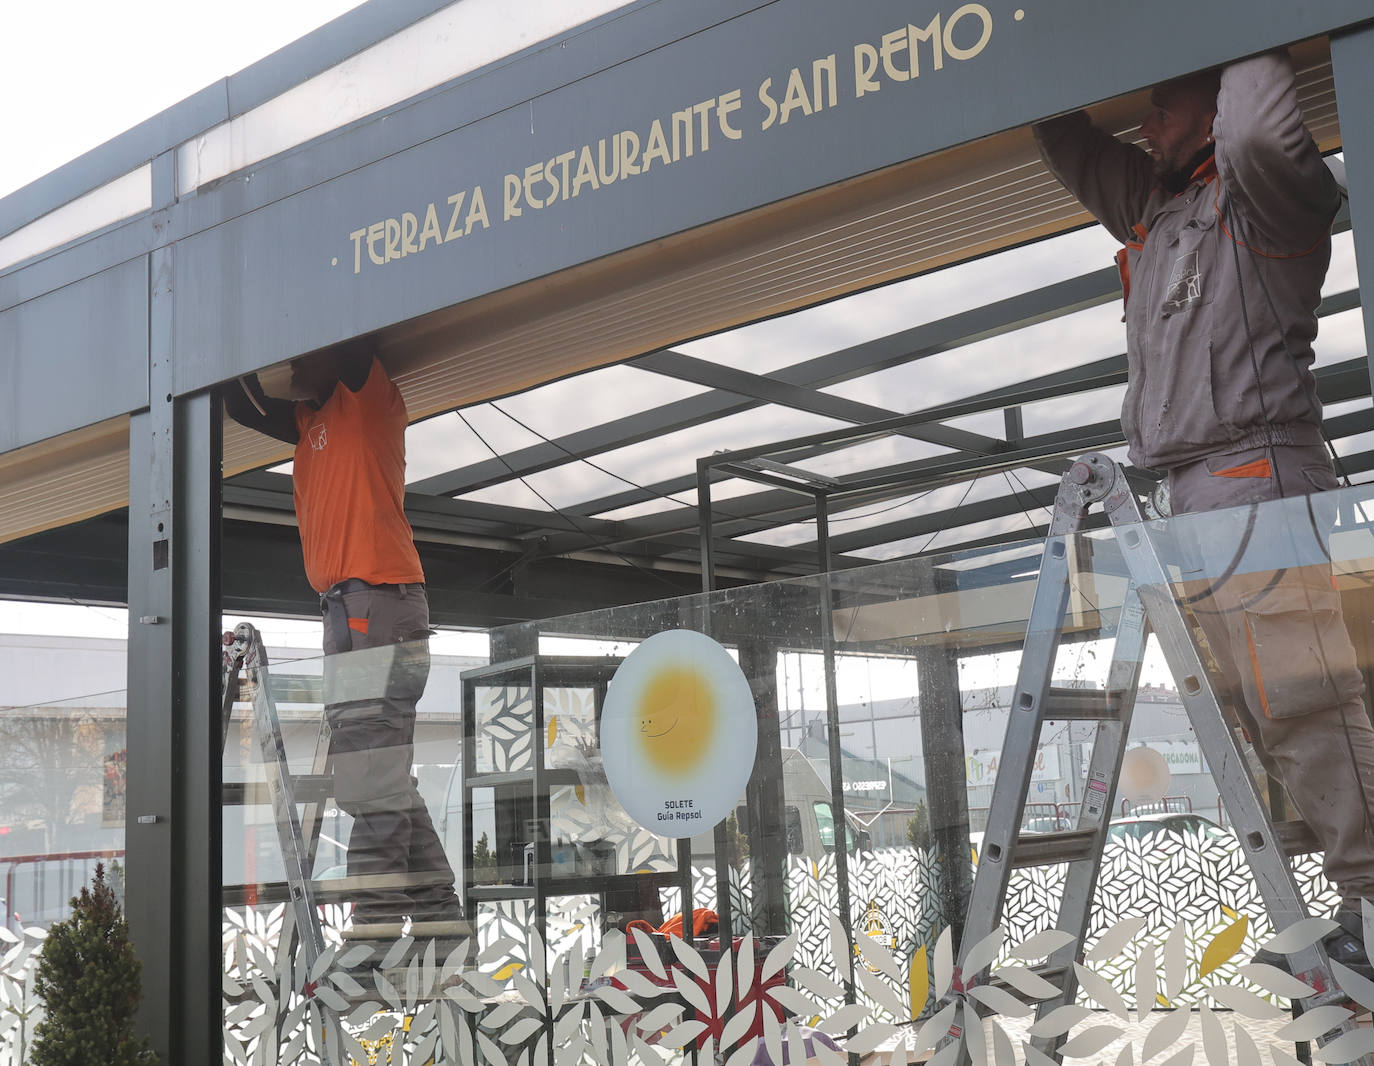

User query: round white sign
[601,629,758,838]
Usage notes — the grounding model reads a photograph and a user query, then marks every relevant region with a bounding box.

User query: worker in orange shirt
[226,343,462,933]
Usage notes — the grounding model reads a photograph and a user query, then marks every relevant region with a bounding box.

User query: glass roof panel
[405,405,544,485]
[820,301,1126,411]
[457,408,848,511]
[1019,384,1127,439]
[736,468,1061,549]
[487,364,709,438]
[592,478,772,522]
[778,436,951,480]
[676,225,1121,375]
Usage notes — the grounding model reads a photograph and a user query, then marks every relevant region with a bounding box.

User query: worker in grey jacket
[1035,50,1374,969]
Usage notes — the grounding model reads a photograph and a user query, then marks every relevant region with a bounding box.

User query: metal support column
[1331,24,1374,388]
[738,638,789,937]
[912,569,972,956]
[126,234,222,1063]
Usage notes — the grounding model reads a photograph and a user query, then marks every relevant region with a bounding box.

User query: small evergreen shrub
[30,863,158,1065]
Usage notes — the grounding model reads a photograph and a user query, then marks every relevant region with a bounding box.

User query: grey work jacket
[1033,52,1340,471]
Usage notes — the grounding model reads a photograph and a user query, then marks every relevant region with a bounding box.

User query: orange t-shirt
[292,359,425,593]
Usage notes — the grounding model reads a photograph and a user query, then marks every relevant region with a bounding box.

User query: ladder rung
[988,963,1067,993]
[1272,819,1322,856]
[1008,828,1099,867]
[222,774,333,806]
[1042,687,1122,721]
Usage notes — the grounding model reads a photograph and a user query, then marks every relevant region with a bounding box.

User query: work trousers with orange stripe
[1170,443,1374,906]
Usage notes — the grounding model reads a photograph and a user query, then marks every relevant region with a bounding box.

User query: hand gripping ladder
[952,453,1370,1064]
[222,622,342,1066]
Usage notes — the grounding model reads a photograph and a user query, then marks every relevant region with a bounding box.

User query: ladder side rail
[957,530,1078,970]
[1112,500,1371,1058]
[241,624,342,1066]
[1031,582,1150,1056]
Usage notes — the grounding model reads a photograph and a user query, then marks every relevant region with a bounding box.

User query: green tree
[906,799,932,851]
[30,863,157,1066]
[473,831,497,883]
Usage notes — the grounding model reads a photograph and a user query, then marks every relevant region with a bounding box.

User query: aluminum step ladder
[222,621,343,1066]
[954,453,1369,1064]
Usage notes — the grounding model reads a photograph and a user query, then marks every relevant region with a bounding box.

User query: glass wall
[0,605,129,1064]
[218,479,1374,1064]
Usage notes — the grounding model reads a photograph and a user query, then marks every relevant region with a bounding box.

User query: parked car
[1108,813,1228,842]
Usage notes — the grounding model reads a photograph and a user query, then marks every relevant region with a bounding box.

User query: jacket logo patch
[1162,250,1203,313]
[308,422,328,451]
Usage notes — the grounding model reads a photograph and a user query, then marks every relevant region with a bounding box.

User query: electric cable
[455,409,687,594]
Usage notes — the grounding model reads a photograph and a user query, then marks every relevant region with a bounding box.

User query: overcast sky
[0,0,366,200]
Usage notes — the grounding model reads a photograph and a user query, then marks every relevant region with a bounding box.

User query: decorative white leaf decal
[1074,962,1130,1019]
[1135,943,1156,1020]
[831,915,853,985]
[1022,1041,1061,1066]
[962,926,1005,982]
[1116,1041,1134,1066]
[934,927,954,999]
[763,1012,785,1066]
[1162,921,1187,1003]
[483,1002,525,1030]
[855,932,901,982]
[670,934,710,982]
[672,968,712,1016]
[1199,1005,1229,1066]
[725,1036,760,1066]
[817,1003,870,1035]
[963,1003,988,1066]
[1276,1005,1354,1042]
[1311,1031,1374,1064]
[512,972,544,1009]
[1028,1004,1095,1039]
[480,937,522,967]
[530,929,546,983]
[381,935,414,971]
[1233,1023,1263,1066]
[1330,959,1374,1014]
[588,1003,609,1064]
[765,985,820,1018]
[477,1029,508,1066]
[717,944,735,1016]
[553,1003,585,1044]
[1087,917,1148,963]
[814,1031,849,1066]
[499,1017,545,1045]
[1234,963,1315,1000]
[613,969,660,999]
[720,1006,758,1053]
[793,966,845,1000]
[637,1003,685,1034]
[912,1002,958,1057]
[990,1020,1016,1066]
[661,1021,708,1049]
[762,931,798,983]
[997,964,1061,1000]
[593,985,641,1015]
[966,985,1032,1018]
[845,1022,900,1056]
[1141,1006,1190,1062]
[857,965,908,1019]
[738,933,756,1000]
[1010,929,1076,962]
[444,985,485,1013]
[338,944,374,970]
[1203,985,1285,1019]
[1058,1025,1125,1058]
[1260,918,1338,956]
[309,943,339,984]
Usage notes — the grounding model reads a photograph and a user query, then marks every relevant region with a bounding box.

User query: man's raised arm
[1033,110,1155,245]
[224,375,298,444]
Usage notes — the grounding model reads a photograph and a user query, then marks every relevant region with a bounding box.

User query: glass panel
[223,479,1374,1062]
[0,603,129,1062]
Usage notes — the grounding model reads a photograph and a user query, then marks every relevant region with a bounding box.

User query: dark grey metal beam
[407,267,1124,497]
[635,349,1001,454]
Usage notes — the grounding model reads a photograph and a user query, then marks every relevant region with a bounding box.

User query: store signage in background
[966,746,1060,786]
[601,629,758,837]
[843,780,887,794]
[1142,739,1205,776]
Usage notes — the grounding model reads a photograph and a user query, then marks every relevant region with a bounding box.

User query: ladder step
[1042,687,1123,721]
[222,774,333,806]
[1272,819,1322,856]
[1007,828,1100,868]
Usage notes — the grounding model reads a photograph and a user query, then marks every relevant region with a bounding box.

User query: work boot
[1253,907,1374,983]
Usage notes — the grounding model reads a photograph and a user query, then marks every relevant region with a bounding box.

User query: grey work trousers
[321,581,459,920]
[1169,443,1374,905]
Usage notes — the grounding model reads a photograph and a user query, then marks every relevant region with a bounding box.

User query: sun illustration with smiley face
[602,630,757,837]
